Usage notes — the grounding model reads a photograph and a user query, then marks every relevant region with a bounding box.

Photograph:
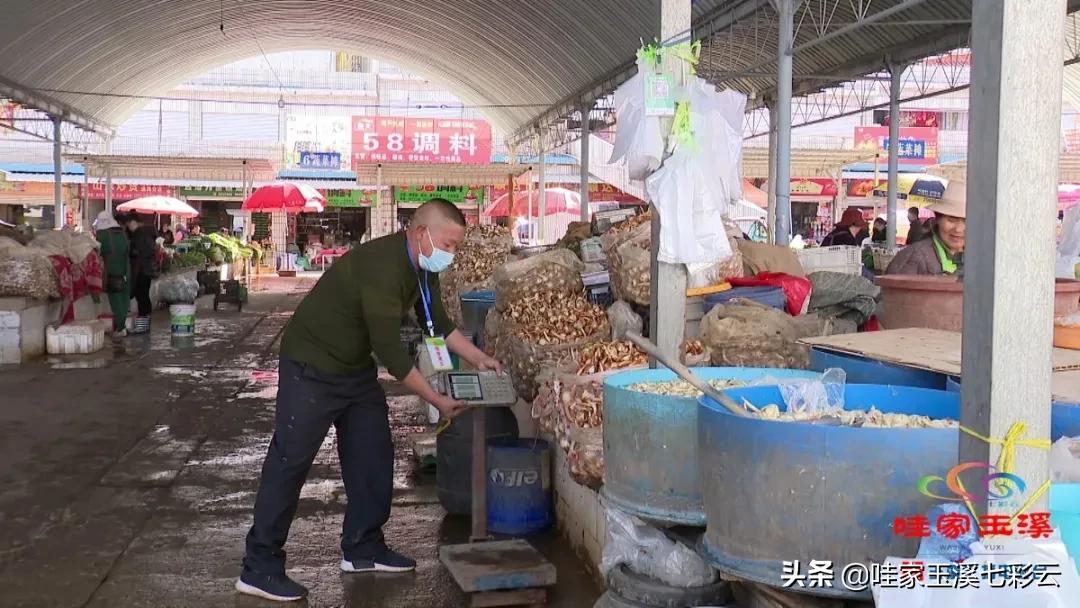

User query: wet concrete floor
[0,275,602,607]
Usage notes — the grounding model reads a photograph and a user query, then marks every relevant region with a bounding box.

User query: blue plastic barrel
[810,347,947,389]
[486,438,552,536]
[698,384,959,599]
[947,376,1080,441]
[704,285,786,311]
[460,290,496,350]
[602,367,819,526]
[1051,484,1080,564]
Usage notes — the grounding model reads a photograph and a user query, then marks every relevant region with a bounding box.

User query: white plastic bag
[607,300,643,340]
[1051,436,1080,482]
[601,507,718,588]
[777,368,846,415]
[1056,205,1080,278]
[609,66,665,182]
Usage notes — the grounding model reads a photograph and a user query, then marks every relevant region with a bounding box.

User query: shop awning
[64,154,277,183]
[354,163,530,187]
[741,148,877,179]
[929,156,1080,182]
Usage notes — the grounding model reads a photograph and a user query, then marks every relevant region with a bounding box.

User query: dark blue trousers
[243,356,392,574]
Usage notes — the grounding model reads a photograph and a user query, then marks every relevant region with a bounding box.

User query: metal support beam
[536,133,547,242]
[105,166,113,212]
[52,115,63,229]
[960,0,1065,515]
[886,61,903,247]
[767,100,778,244]
[774,0,797,245]
[0,75,113,138]
[579,103,591,223]
[650,0,691,366]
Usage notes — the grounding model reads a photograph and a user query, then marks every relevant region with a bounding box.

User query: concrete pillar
[52,116,63,229]
[767,100,778,244]
[886,62,902,247]
[773,0,796,245]
[579,103,591,223]
[649,0,691,364]
[961,0,1065,514]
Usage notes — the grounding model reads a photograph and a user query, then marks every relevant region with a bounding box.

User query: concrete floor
[0,275,602,608]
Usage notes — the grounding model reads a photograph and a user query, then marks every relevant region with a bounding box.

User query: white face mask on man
[418,228,454,273]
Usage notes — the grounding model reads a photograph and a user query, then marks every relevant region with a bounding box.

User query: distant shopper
[125,213,159,334]
[94,211,130,336]
[820,208,868,247]
[862,216,887,246]
[906,206,930,244]
[887,182,966,276]
[190,224,203,237]
[161,226,174,245]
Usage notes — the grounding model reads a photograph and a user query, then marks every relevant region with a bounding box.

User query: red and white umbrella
[484,187,581,218]
[116,196,199,217]
[242,182,326,213]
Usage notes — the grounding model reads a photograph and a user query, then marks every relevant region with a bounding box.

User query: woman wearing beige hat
[886,181,966,275]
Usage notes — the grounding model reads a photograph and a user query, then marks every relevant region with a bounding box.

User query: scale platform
[439,539,556,607]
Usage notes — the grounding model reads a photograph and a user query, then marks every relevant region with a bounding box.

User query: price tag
[425,336,453,371]
[644,73,676,117]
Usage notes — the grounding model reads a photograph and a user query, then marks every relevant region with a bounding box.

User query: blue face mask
[419,229,454,273]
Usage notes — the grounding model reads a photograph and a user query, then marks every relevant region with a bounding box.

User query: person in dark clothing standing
[906,206,930,244]
[820,207,868,247]
[124,213,158,334]
[237,199,502,602]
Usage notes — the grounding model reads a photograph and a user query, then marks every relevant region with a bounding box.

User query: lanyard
[407,239,436,337]
[932,234,959,275]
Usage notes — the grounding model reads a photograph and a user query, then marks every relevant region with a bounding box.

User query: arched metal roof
[0,0,661,133]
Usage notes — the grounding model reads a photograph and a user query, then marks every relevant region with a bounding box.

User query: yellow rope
[959,423,1052,526]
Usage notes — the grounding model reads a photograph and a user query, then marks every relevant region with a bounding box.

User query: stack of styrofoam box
[0,310,20,364]
[45,319,108,355]
[552,445,607,578]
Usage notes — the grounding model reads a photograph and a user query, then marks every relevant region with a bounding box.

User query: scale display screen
[439,371,517,406]
[449,374,483,400]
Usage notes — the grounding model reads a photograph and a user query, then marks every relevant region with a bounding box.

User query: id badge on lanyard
[411,242,453,371]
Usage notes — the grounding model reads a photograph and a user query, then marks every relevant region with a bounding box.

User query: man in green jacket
[238,199,500,602]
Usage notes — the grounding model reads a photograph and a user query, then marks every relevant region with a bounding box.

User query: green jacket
[96,227,130,279]
[281,231,456,379]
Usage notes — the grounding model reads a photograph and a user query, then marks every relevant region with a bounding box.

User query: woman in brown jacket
[886,181,966,276]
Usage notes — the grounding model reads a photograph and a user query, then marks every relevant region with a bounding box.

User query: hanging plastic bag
[1057,205,1080,278]
[777,368,846,415]
[601,507,718,588]
[607,300,644,340]
[608,59,665,181]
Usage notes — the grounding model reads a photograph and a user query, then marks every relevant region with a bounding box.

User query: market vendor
[821,207,868,246]
[238,198,501,603]
[886,182,965,276]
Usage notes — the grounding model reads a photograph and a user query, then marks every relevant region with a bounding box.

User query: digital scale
[435,371,518,406]
[430,369,556,606]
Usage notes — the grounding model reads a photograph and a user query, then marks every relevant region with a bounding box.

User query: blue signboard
[881,137,927,160]
[299,151,342,169]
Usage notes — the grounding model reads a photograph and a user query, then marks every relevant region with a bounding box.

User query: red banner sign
[759,178,839,197]
[81,183,174,201]
[351,116,491,165]
[854,126,939,167]
[881,110,943,129]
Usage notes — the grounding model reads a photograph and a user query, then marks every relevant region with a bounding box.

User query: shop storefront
[177,186,244,233]
[295,189,375,249]
[394,185,487,227]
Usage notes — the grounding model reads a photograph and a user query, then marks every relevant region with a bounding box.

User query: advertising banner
[394,185,485,205]
[490,182,642,203]
[854,126,939,166]
[82,183,174,200]
[325,190,376,208]
[299,151,342,170]
[351,116,492,165]
[287,115,352,170]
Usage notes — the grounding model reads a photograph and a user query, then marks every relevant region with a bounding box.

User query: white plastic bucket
[169,304,196,336]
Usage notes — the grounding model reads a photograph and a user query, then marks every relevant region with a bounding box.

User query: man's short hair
[908,206,920,215]
[413,198,466,228]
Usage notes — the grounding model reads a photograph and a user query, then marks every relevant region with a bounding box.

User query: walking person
[124,213,159,334]
[94,211,130,336]
[236,199,503,602]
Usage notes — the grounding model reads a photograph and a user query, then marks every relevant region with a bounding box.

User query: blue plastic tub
[486,438,552,536]
[602,367,819,527]
[704,286,786,312]
[810,347,947,390]
[698,384,959,599]
[1051,484,1080,567]
[946,377,1080,441]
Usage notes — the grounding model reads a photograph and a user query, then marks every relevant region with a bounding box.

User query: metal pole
[579,102,591,223]
[52,115,63,228]
[537,133,547,243]
[105,166,113,213]
[886,61,902,247]
[526,168,534,242]
[507,173,517,243]
[961,0,1064,515]
[82,165,89,230]
[766,100,778,244]
[774,0,796,245]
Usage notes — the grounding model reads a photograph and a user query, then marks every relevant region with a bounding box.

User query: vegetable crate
[871,247,898,273]
[213,279,247,311]
[795,245,863,275]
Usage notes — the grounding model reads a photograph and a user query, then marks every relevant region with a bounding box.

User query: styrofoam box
[46,319,109,355]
